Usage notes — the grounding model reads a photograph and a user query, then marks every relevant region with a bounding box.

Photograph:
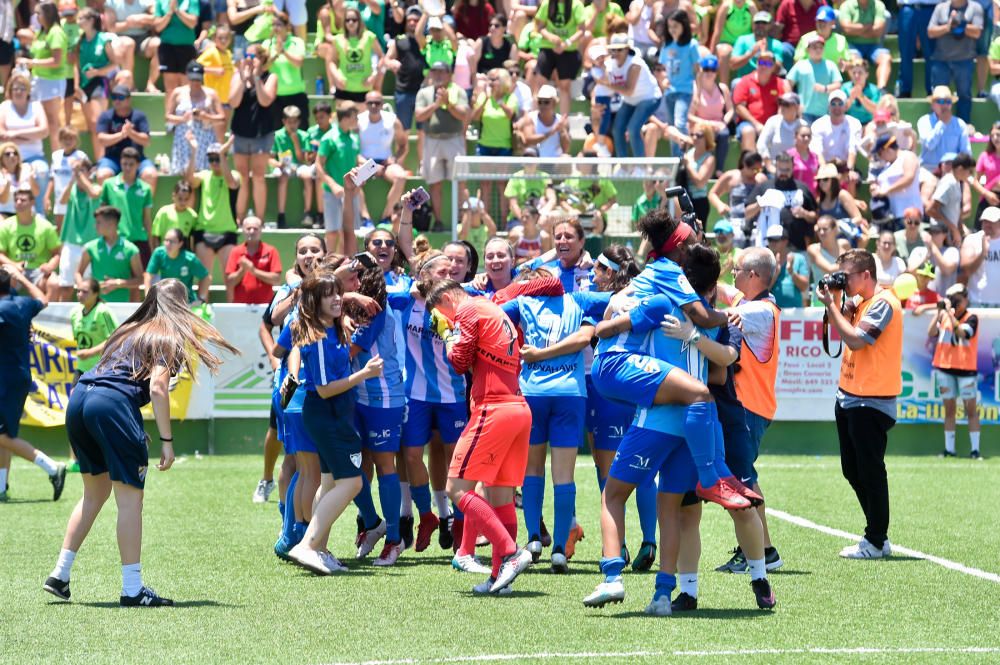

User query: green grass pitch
[2,453,999,664]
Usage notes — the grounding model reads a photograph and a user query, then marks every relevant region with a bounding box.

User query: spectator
[561,152,616,234]
[95,85,158,191]
[874,229,906,285]
[415,61,469,231]
[504,147,556,227]
[0,75,49,210]
[384,7,429,131]
[506,59,534,114]
[815,162,866,231]
[730,11,786,82]
[271,105,313,229]
[98,146,154,266]
[76,8,118,161]
[533,0,587,119]
[775,0,821,54]
[518,84,569,159]
[711,219,740,284]
[896,0,938,97]
[470,69,518,220]
[197,23,235,137]
[103,0,160,92]
[263,16,308,125]
[224,215,282,303]
[166,61,225,175]
[838,0,892,91]
[152,0,200,93]
[186,135,240,274]
[471,15,518,80]
[0,188,60,294]
[907,220,960,295]
[229,45,277,222]
[454,0,496,40]
[757,91,807,170]
[687,54,734,173]
[842,57,882,125]
[601,32,661,158]
[458,196,497,252]
[917,86,971,169]
[927,0,982,122]
[69,277,118,382]
[708,0,754,83]
[810,90,863,174]
[974,121,1000,222]
[151,180,197,245]
[765,223,809,307]
[928,151,973,246]
[806,214,850,302]
[907,260,941,309]
[226,0,271,61]
[788,34,842,123]
[75,205,143,302]
[144,227,210,302]
[46,127,87,228]
[56,157,99,301]
[733,50,789,152]
[788,123,821,194]
[989,35,1000,110]
[793,6,849,70]
[745,151,818,250]
[330,7,385,108]
[894,206,927,260]
[583,0,624,43]
[657,10,699,146]
[683,122,716,222]
[17,2,67,149]
[708,150,768,247]
[508,204,552,264]
[625,0,658,58]
[0,144,38,215]
[317,103,363,253]
[871,135,924,221]
[960,205,1000,306]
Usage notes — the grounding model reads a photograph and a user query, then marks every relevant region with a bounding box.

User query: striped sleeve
[855,299,894,346]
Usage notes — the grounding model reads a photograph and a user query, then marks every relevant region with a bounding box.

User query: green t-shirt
[632,192,661,223]
[0,215,60,269]
[793,31,851,67]
[78,31,114,81]
[478,93,518,149]
[422,39,455,73]
[151,203,197,240]
[99,175,153,243]
[503,170,551,205]
[307,123,331,152]
[273,127,310,165]
[787,58,842,117]
[70,301,117,372]
[536,0,586,51]
[731,35,785,77]
[195,170,238,233]
[839,0,887,45]
[463,220,489,254]
[145,245,207,302]
[318,127,360,192]
[843,81,882,125]
[346,0,387,49]
[155,0,200,45]
[517,26,543,56]
[84,236,139,302]
[60,186,98,246]
[990,36,1000,62]
[264,35,306,95]
[30,24,70,80]
[719,2,753,45]
[717,245,740,286]
[335,31,376,93]
[582,2,624,39]
[563,177,617,210]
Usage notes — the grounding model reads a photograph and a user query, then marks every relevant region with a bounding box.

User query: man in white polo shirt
[358,90,410,224]
[961,206,1000,307]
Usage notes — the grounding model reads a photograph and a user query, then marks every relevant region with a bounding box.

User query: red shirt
[225,241,282,304]
[733,72,788,125]
[453,1,495,40]
[905,288,939,310]
[776,0,824,45]
[447,297,521,403]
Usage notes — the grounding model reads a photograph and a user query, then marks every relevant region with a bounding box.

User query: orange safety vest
[839,289,903,397]
[732,290,781,420]
[932,310,978,372]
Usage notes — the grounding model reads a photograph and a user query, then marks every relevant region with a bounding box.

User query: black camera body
[819,270,848,291]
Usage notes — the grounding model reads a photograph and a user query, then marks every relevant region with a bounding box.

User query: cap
[110,84,131,98]
[927,221,950,235]
[186,61,205,81]
[699,54,719,71]
[806,33,826,47]
[206,142,224,155]
[945,283,968,298]
[713,220,734,235]
[873,108,891,123]
[874,134,898,153]
[405,5,422,17]
[915,261,936,278]
[815,163,839,180]
[940,152,958,164]
[427,16,444,29]
[588,44,608,60]
[816,5,836,22]
[608,34,630,49]
[753,10,771,22]
[980,206,1000,223]
[829,89,847,103]
[765,224,788,240]
[537,84,558,99]
[929,85,956,102]
[59,1,78,15]
[429,60,451,71]
[778,91,800,106]
[462,197,483,210]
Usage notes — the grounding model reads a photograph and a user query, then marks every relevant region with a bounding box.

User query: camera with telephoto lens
[819,270,848,291]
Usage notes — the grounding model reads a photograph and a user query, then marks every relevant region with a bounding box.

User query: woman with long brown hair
[44,279,238,606]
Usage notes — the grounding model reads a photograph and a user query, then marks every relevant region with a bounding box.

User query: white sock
[122,563,143,597]
[50,548,77,582]
[434,490,451,518]
[971,432,980,453]
[0,468,7,492]
[34,452,59,476]
[748,557,767,581]
[678,572,698,598]
[945,431,956,454]
[400,482,413,517]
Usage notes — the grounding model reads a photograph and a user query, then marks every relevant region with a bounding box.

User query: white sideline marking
[321,647,1000,665]
[767,508,1000,584]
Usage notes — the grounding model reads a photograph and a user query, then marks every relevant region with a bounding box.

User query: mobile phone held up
[406,186,430,211]
[352,158,379,187]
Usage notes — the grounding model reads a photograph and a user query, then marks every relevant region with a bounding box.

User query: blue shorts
[96,156,156,177]
[723,407,770,486]
[476,145,513,157]
[592,351,674,410]
[66,384,149,489]
[0,379,30,440]
[608,427,696,494]
[849,44,890,62]
[586,375,635,451]
[356,403,404,453]
[302,391,362,478]
[736,120,757,141]
[525,394,586,447]
[284,410,317,455]
[402,399,468,447]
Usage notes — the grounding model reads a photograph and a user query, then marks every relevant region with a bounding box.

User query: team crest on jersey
[677,274,695,295]
[454,420,466,429]
[138,465,148,481]
[350,453,362,468]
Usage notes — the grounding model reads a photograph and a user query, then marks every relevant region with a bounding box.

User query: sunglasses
[10,86,26,92]
[367,100,383,106]
[111,94,128,101]
[934,98,953,105]
[692,132,705,139]
[345,17,359,22]
[758,59,774,67]
[490,22,502,28]
[208,155,221,163]
[702,67,717,72]
[830,99,845,106]
[371,238,396,248]
[905,219,921,226]
[538,99,553,105]
[2,151,16,157]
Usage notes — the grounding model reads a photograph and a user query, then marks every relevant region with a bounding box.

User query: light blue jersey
[520,257,593,293]
[388,291,466,403]
[351,307,406,408]
[630,256,700,301]
[503,293,589,397]
[386,271,413,294]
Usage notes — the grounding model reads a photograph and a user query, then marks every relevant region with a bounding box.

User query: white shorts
[421,135,465,185]
[323,189,362,232]
[58,243,90,287]
[32,77,67,103]
[934,369,977,401]
[273,0,307,26]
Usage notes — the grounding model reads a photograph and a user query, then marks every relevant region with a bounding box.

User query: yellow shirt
[197,46,234,103]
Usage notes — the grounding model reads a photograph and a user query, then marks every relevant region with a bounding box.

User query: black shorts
[0,40,14,66]
[0,380,30,440]
[192,230,238,250]
[334,89,367,103]
[536,48,582,81]
[158,43,198,74]
[67,384,149,489]
[82,76,109,100]
[133,239,152,268]
[302,391,362,479]
[64,77,75,98]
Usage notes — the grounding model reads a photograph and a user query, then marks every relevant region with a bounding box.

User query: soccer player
[44,279,237,605]
[425,280,534,594]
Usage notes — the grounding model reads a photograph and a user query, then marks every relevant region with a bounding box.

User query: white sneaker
[452,553,492,575]
[839,538,885,559]
[288,544,333,575]
[252,479,275,504]
[644,595,672,616]
[551,551,569,574]
[882,539,892,557]
[373,541,404,567]
[491,548,533,593]
[318,551,348,573]
[583,577,625,608]
[356,519,387,559]
[473,577,512,595]
[526,539,543,563]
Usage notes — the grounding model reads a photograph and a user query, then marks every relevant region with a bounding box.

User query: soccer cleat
[473,577,512,595]
[565,522,585,560]
[583,577,625,608]
[373,540,404,567]
[289,544,334,575]
[621,544,631,567]
[551,550,569,574]
[632,541,657,572]
[671,592,698,612]
[356,519,387,559]
[491,548,533,592]
[695,479,751,510]
[765,547,784,571]
[452,553,492,575]
[724,476,764,506]
[356,514,365,537]
[751,578,776,609]
[645,595,672,616]
[526,537,543,563]
[400,515,415,550]
[716,547,747,573]
[971,450,982,460]
[438,515,454,550]
[252,479,275,504]
[43,576,71,601]
[839,538,885,559]
[318,551,348,573]
[274,534,293,561]
[539,518,552,548]
[414,512,439,552]
[940,449,956,458]
[120,586,174,607]
[50,464,67,502]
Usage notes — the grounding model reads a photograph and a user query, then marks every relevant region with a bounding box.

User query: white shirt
[909,245,960,295]
[875,254,906,286]
[963,230,1000,306]
[607,53,660,106]
[810,114,862,163]
[0,100,45,160]
[757,117,807,160]
[531,111,563,158]
[876,150,923,218]
[358,110,397,162]
[513,80,534,115]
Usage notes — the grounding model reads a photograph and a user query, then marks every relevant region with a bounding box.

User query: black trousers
[834,402,895,549]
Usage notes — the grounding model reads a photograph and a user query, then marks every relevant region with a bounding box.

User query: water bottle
[315,76,325,96]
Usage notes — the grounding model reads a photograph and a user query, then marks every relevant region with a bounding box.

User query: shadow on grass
[455,590,548,599]
[769,569,812,575]
[592,607,772,620]
[68,599,238,608]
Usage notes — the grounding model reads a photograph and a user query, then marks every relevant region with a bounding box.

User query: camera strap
[822,310,843,358]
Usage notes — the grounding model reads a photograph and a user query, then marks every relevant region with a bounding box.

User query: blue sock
[685,402,720,488]
[378,473,401,542]
[522,474,545,539]
[281,472,299,540]
[353,474,381,529]
[411,483,432,515]
[277,501,285,519]
[636,476,658,544]
[291,521,308,547]
[596,466,607,493]
[553,482,576,553]
[710,404,733,478]
[600,556,626,582]
[653,572,676,600]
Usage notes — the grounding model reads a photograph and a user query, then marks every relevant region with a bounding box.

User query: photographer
[928,283,981,459]
[816,249,903,560]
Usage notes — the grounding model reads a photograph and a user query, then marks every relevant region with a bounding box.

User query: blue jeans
[897,4,936,96]
[613,97,661,158]
[660,92,692,156]
[930,59,975,122]
[594,95,613,136]
[394,90,419,130]
[714,126,731,173]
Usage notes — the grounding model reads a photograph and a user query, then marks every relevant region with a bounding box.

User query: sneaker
[473,576,512,595]
[621,544,631,567]
[551,549,569,574]
[438,515,454,550]
[971,450,982,460]
[671,592,698,612]
[882,539,892,556]
[940,449,957,458]
[539,519,552,548]
[526,537,543,563]
[565,522,585,560]
[583,576,625,608]
[765,546,784,571]
[43,576,71,601]
[724,476,764,506]
[839,538,885,559]
[120,586,174,607]
[751,578,776,609]
[289,543,334,575]
[318,551,348,573]
[68,460,80,473]
[274,534,294,561]
[302,213,315,229]
[252,479,275,504]
[0,490,7,503]
[356,519,387,559]
[450,517,463,553]
[491,548,533,592]
[50,464,67,502]
[632,541,657,572]
[644,594,672,616]
[716,547,747,574]
[415,512,439,552]
[373,540,404,567]
[400,515,415,550]
[695,479,751,510]
[452,553,492,575]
